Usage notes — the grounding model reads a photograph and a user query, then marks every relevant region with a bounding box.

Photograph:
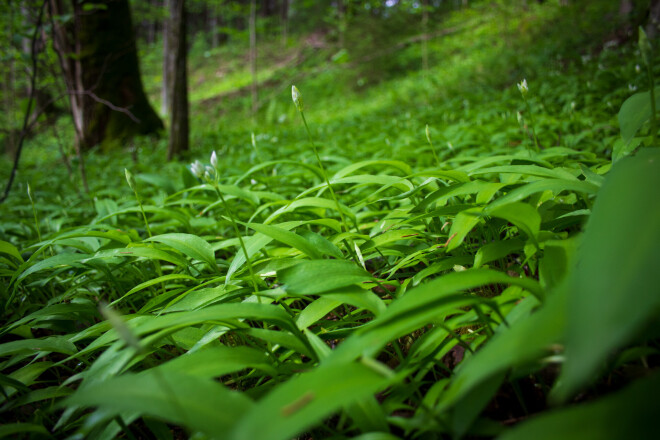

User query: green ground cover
[0,1,659,439]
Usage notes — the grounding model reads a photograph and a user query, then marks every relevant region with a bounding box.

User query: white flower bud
[190,160,204,178]
[517,78,528,97]
[291,85,303,111]
[124,169,136,192]
[210,150,218,168]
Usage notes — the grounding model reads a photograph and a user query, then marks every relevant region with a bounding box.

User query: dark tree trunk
[166,0,189,160]
[250,0,258,115]
[162,0,170,116]
[281,0,288,45]
[647,0,660,39]
[49,0,162,150]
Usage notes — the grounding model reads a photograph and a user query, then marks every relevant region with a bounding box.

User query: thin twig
[0,0,47,204]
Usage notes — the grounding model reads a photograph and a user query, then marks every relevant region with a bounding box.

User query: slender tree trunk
[281,0,288,46]
[249,0,258,115]
[210,14,219,48]
[337,0,346,49]
[647,0,660,40]
[162,0,171,116]
[422,0,429,72]
[166,0,189,160]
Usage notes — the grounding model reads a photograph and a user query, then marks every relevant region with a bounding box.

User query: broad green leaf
[333,159,412,179]
[89,246,188,267]
[111,273,196,306]
[0,423,48,438]
[553,148,660,402]
[500,373,660,440]
[278,259,373,295]
[264,197,356,225]
[474,239,524,268]
[325,269,544,367]
[247,223,322,259]
[0,337,76,357]
[617,86,660,144]
[146,233,216,269]
[230,362,392,440]
[487,179,598,210]
[447,207,483,251]
[0,240,23,263]
[158,346,277,378]
[15,252,89,283]
[487,202,541,242]
[64,370,253,438]
[226,221,304,284]
[438,292,562,412]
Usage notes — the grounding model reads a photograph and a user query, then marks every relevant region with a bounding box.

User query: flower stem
[213,184,260,296]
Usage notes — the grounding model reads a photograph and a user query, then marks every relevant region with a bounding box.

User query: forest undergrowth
[0,2,659,439]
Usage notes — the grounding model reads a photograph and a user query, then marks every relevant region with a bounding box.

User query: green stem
[30,198,42,243]
[524,98,540,152]
[299,111,350,235]
[133,190,152,238]
[648,63,657,145]
[214,185,260,296]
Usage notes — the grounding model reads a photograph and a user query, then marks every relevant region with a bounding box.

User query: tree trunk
[49,0,163,151]
[647,0,660,40]
[162,0,170,116]
[166,0,189,160]
[281,0,288,46]
[422,0,429,72]
[250,0,258,116]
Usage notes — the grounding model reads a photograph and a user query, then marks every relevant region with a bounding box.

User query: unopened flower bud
[517,78,529,97]
[210,151,218,168]
[190,160,204,178]
[425,124,432,144]
[124,169,136,192]
[27,183,34,203]
[292,85,303,112]
[639,26,653,67]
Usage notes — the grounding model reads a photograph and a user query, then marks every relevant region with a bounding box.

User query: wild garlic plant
[191,152,261,295]
[517,78,540,152]
[125,168,152,237]
[291,85,351,235]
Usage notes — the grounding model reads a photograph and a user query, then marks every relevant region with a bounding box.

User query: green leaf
[487,179,598,210]
[447,208,483,251]
[231,362,392,440]
[157,346,277,378]
[0,337,76,357]
[618,86,660,144]
[64,370,253,438]
[0,240,23,263]
[247,223,323,259]
[278,260,373,295]
[0,423,48,438]
[487,202,541,242]
[226,221,304,284]
[474,239,524,268]
[146,233,216,269]
[552,148,660,402]
[111,273,196,306]
[500,373,660,440]
[325,269,543,367]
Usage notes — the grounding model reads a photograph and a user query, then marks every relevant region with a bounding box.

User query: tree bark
[249,0,258,116]
[281,0,288,46]
[166,0,189,160]
[647,0,660,40]
[49,0,163,151]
